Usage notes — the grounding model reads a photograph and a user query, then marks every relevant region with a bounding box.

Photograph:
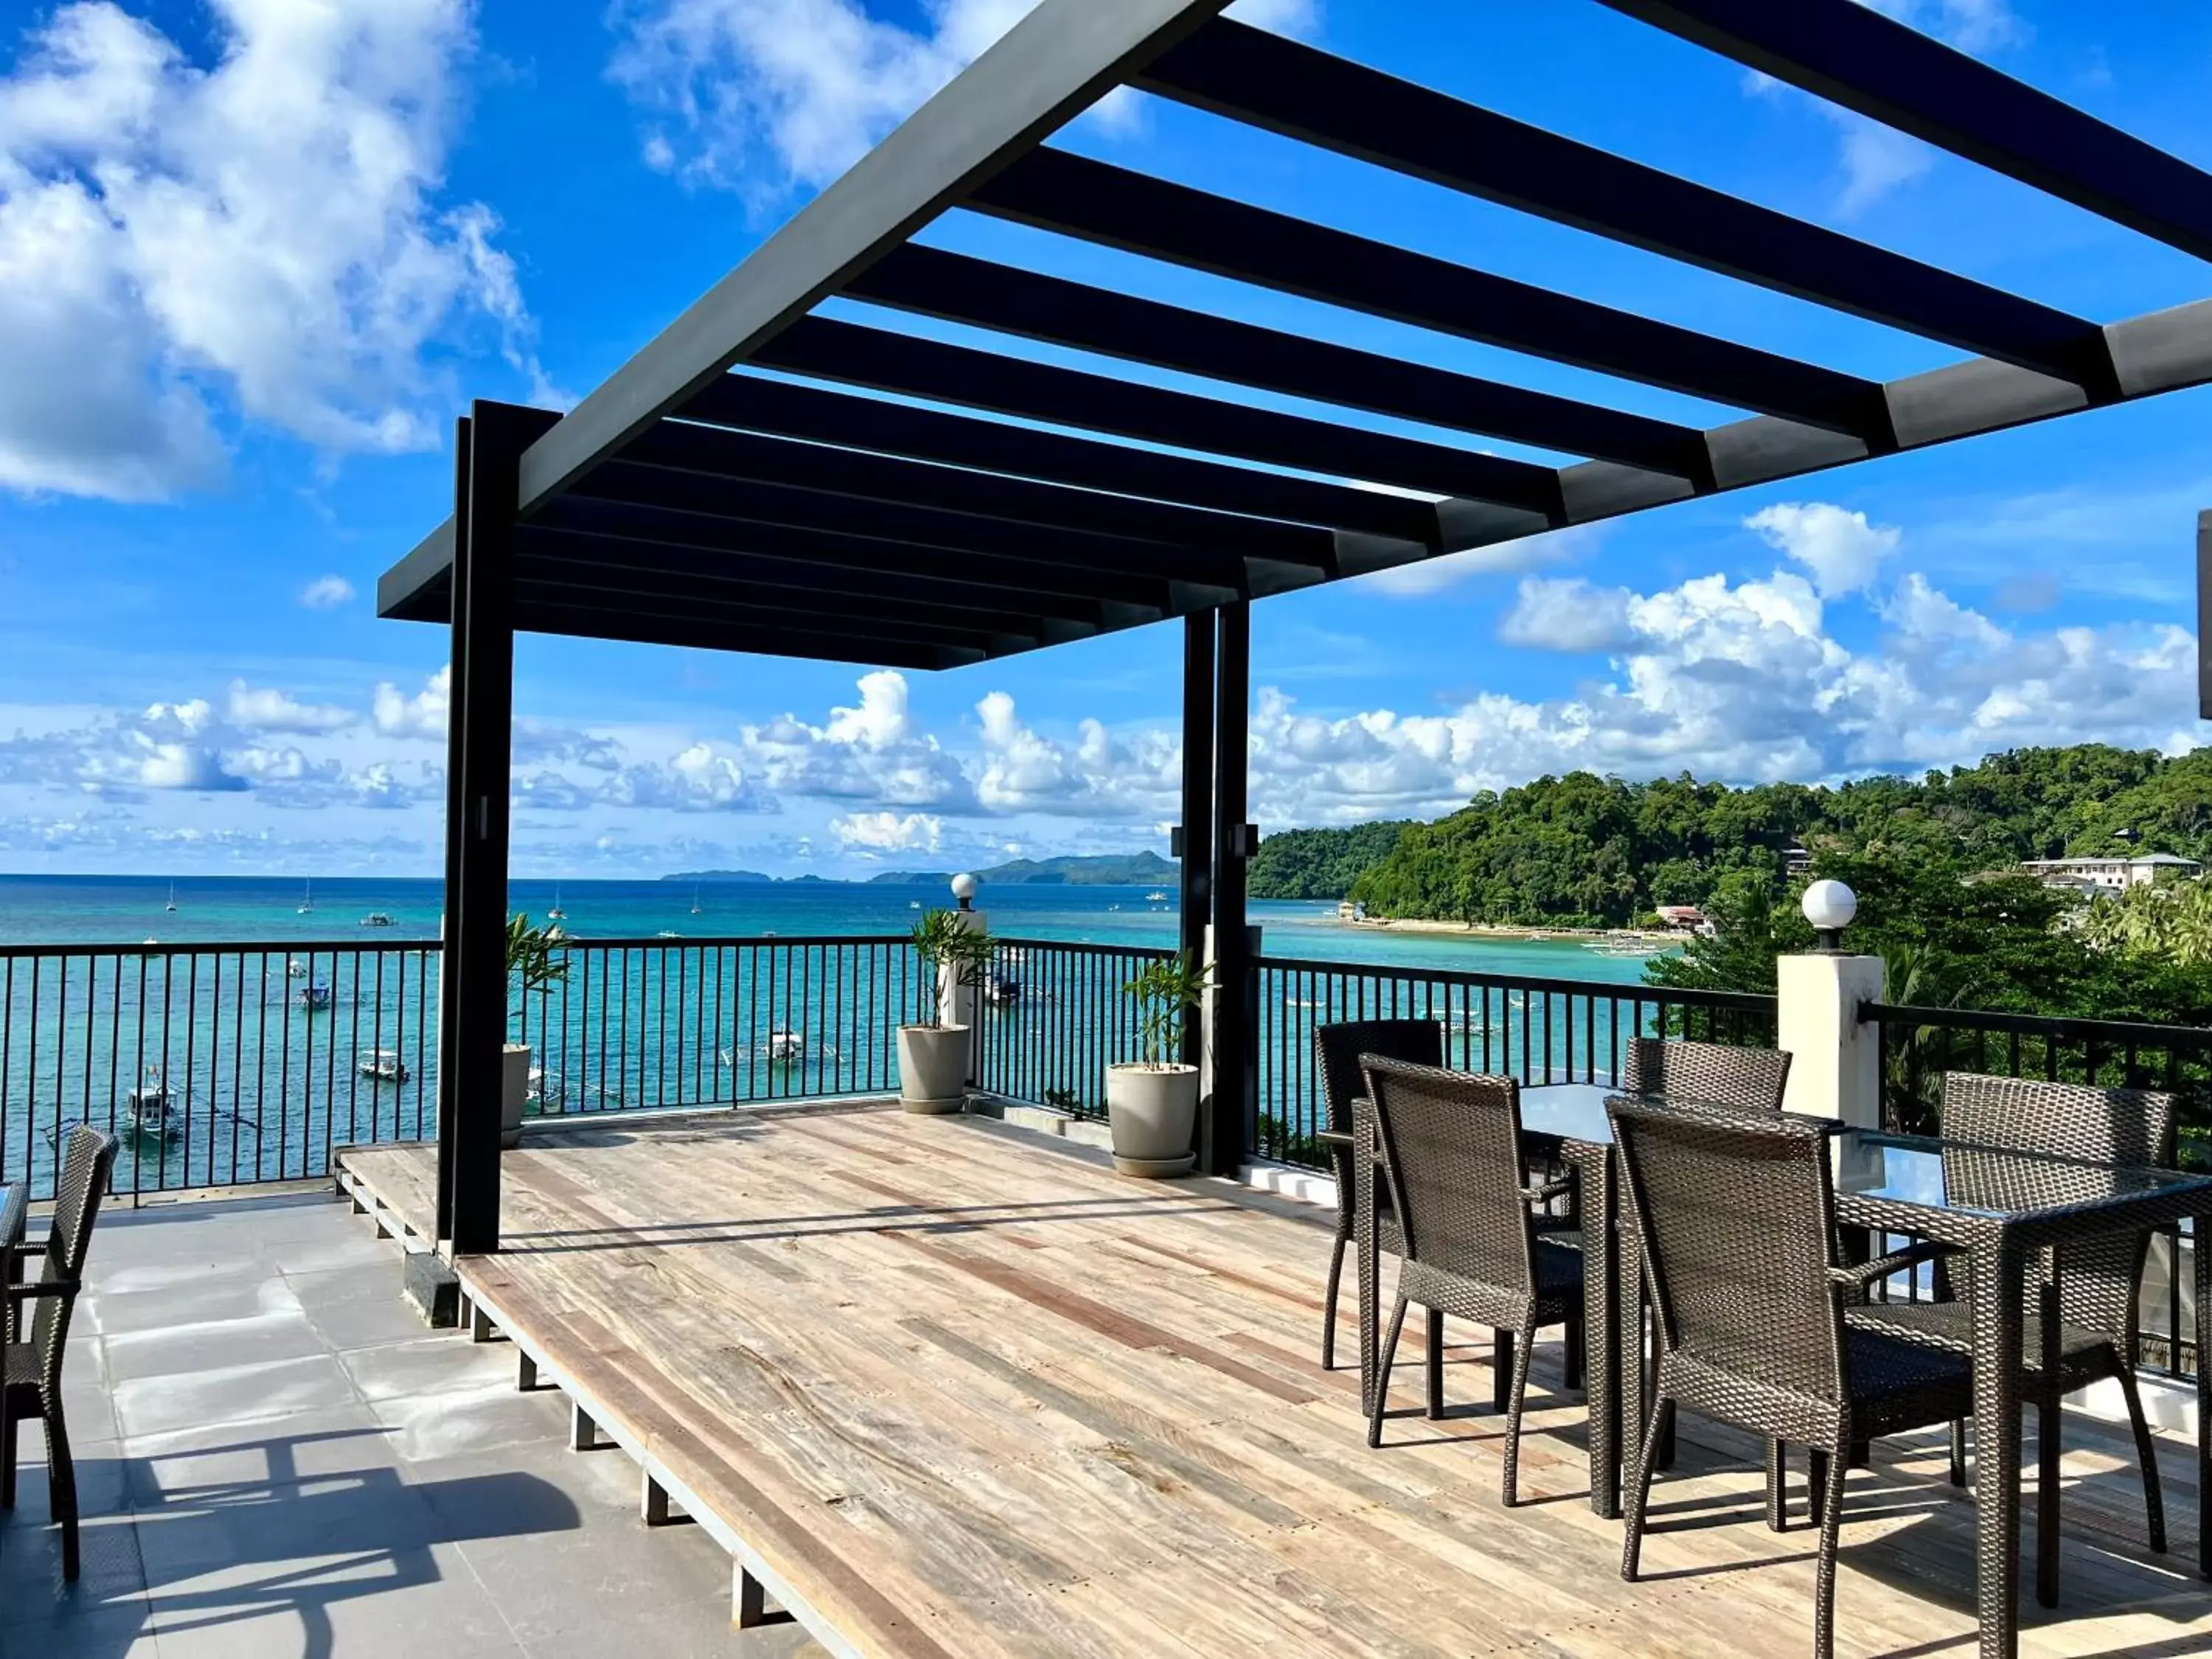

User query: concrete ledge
[964,1093,1114,1152]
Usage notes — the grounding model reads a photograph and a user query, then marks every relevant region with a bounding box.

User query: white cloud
[1830,117,1933,220]
[1856,0,2024,54]
[608,0,1317,196]
[372,666,449,740]
[226,681,353,734]
[0,1,546,501]
[973,689,1179,818]
[831,810,942,853]
[300,574,356,610]
[1745,502,1901,599]
[738,669,970,804]
[1499,577,1637,653]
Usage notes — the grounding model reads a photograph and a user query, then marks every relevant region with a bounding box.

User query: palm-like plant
[1124,952,1215,1068]
[506,913,568,1020]
[909,908,992,1028]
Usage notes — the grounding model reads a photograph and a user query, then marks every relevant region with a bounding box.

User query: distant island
[659,869,773,884]
[867,851,1179,887]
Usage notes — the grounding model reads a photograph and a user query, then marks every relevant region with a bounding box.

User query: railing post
[1776,952,1886,1133]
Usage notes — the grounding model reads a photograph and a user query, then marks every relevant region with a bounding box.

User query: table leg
[1579,1146,1621,1519]
[2037,1276,2060,1609]
[2196,1211,2210,1582]
[1357,1114,1378,1419]
[1972,1238,2025,1659]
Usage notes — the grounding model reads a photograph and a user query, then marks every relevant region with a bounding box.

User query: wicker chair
[1362,1060,1585,1506]
[1314,1018,1441,1370]
[1846,1071,2177,1559]
[1,1124,118,1581]
[1621,1036,1792,1110]
[1610,1099,1970,1659]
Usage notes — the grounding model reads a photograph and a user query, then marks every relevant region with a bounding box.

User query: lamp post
[1802,879,1858,953]
[950,871,978,913]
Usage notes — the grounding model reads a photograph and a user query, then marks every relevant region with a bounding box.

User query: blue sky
[2,0,2210,878]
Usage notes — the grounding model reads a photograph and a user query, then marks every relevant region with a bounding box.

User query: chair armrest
[1828,1238,1959,1295]
[1520,1177,1575,1205]
[1315,1129,1354,1150]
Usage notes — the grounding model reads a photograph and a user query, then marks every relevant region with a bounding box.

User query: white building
[2020,853,2202,891]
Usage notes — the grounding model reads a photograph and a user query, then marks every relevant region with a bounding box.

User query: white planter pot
[897,1024,970,1113]
[501,1043,532,1149]
[1105,1063,1200,1178]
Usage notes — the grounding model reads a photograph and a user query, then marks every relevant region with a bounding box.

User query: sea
[0,875,1669,1199]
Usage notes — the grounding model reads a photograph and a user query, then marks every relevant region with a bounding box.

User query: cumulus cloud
[973,689,1180,818]
[227,681,353,734]
[1856,0,2023,54]
[831,810,942,853]
[0,1,546,501]
[739,669,970,804]
[1745,502,1900,599]
[372,666,449,740]
[1498,577,1637,653]
[300,574,356,610]
[608,0,1317,196]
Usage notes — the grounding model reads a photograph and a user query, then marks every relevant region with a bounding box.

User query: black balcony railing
[1254,954,1778,1167]
[966,938,1174,1116]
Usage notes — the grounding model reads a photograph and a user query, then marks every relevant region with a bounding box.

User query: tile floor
[1,1188,821,1658]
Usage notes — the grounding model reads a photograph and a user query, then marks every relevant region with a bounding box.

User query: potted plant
[1107,952,1214,1177]
[504,913,568,1147]
[897,908,990,1113]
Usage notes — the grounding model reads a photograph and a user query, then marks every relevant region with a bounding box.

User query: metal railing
[966,938,1173,1116]
[1254,954,1778,1167]
[1860,998,2211,1384]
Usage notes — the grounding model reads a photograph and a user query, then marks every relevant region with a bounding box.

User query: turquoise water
[0,876,1669,1199]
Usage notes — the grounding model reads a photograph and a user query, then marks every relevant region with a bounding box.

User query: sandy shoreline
[1326,915,1684,945]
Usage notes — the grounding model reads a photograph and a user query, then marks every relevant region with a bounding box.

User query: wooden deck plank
[333,1109,2212,1659]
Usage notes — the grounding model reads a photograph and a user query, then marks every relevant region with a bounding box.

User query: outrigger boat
[296,981,333,1012]
[125,1069,181,1141]
[357,1048,409,1083]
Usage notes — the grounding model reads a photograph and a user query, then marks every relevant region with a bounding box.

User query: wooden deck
[335,1105,2211,1659]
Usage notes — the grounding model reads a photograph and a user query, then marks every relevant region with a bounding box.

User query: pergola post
[1204,602,1255,1175]
[444,401,550,1255]
[2197,509,2211,720]
[434,418,473,1250]
[1177,613,1215,1071]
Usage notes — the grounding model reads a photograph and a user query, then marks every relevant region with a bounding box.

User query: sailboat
[297,878,313,915]
[689,883,703,916]
[547,883,566,922]
[164,880,178,914]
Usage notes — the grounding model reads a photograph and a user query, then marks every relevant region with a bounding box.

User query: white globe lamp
[950,872,978,912]
[1801,879,1857,953]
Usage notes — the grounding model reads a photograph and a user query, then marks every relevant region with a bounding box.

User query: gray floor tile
[0,1509,147,1624]
[105,1309,327,1385]
[518,1596,830,1658]
[2,1434,131,1526]
[287,1264,432,1350]
[91,1267,303,1337]
[122,1404,397,1510]
[112,1352,360,1440]
[456,1495,733,1643]
[366,1378,569,1463]
[0,1600,158,1659]
[338,1334,515,1402]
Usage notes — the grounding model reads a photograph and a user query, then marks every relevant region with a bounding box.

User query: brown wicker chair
[2,1124,118,1581]
[1621,1036,1792,1110]
[1314,1018,1441,1370]
[1846,1071,2177,1559]
[1610,1099,1969,1659]
[1361,1060,1585,1506]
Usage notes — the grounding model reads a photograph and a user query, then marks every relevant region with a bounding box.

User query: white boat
[1146,891,1168,902]
[297,879,313,915]
[548,884,566,922]
[657,929,680,939]
[689,884,703,916]
[766,1029,804,1063]
[359,911,394,928]
[296,982,332,1012]
[165,881,178,914]
[287,958,307,978]
[358,1048,409,1083]
[125,1071,180,1141]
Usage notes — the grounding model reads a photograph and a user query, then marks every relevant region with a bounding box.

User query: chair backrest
[1315,1019,1442,1138]
[32,1126,116,1399]
[1362,1060,1534,1294]
[1940,1071,2176,1342]
[1610,1099,1847,1406]
[1622,1037,1792,1111]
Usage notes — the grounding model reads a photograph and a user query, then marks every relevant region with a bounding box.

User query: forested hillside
[1248,745,2212,928]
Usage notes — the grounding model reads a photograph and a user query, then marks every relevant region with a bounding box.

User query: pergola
[378,0,2212,1256]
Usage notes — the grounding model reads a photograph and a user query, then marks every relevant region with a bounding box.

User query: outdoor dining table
[1332,1082,2212,1659]
[0,1179,26,1343]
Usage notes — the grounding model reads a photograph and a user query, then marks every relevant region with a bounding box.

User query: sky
[1,0,2210,880]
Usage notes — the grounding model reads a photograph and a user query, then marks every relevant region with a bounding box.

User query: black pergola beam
[681,375,1444,543]
[757,315,1564,515]
[1138,19,2118,396]
[519,543,1102,636]
[517,579,1020,654]
[563,461,1271,595]
[518,601,975,669]
[614,417,1350,568]
[1602,0,2212,265]
[512,0,1232,512]
[967,147,1893,440]
[846,244,1715,478]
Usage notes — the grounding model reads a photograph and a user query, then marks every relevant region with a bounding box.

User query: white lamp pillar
[1777,880,1885,1131]
[945,872,987,1034]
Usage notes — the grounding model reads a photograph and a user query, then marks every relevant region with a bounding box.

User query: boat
[766,1029,804,1063]
[657,929,680,939]
[908,900,922,910]
[125,1071,181,1141]
[359,911,394,928]
[548,884,566,922]
[165,881,177,914]
[357,1048,409,1083]
[296,982,332,1012]
[545,925,567,942]
[296,879,313,915]
[287,958,307,978]
[983,971,1021,1006]
[1146,890,1168,903]
[689,884,703,916]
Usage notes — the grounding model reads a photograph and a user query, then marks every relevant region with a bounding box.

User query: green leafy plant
[1122,952,1215,1068]
[909,908,992,1028]
[506,913,568,1021]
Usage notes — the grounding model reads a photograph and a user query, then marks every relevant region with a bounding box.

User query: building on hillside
[2020,853,2202,892]
[1654,904,1705,931]
[1782,846,1813,876]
